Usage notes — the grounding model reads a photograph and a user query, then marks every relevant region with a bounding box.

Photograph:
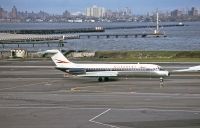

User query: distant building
[123,7,132,16]
[86,5,105,18]
[68,51,95,58]
[10,49,27,58]
[0,7,8,19]
[0,7,4,19]
[63,10,71,18]
[171,9,183,17]
[38,11,49,19]
[11,6,17,19]
[188,7,198,16]
[104,9,113,18]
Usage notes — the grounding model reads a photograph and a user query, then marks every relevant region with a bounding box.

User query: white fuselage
[45,49,169,79]
[58,63,169,77]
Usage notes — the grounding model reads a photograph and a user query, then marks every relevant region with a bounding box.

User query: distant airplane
[44,49,169,82]
[174,65,200,72]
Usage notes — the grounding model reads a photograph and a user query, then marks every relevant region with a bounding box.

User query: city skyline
[1,0,200,15]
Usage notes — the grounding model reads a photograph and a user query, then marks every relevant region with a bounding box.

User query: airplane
[174,65,200,72]
[44,49,170,82]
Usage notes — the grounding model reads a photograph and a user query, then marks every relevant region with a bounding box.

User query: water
[0,22,200,51]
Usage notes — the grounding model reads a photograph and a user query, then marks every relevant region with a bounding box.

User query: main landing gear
[98,77,109,82]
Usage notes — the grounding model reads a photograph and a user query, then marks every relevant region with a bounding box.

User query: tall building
[63,10,71,18]
[11,6,17,18]
[188,7,198,16]
[86,5,105,18]
[104,9,113,18]
[124,7,132,16]
[171,9,183,17]
[0,7,5,18]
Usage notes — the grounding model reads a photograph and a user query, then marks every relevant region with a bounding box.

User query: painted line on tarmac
[70,86,89,92]
[0,82,47,91]
[0,106,114,111]
[0,80,59,91]
[0,106,200,113]
[110,108,200,113]
[89,108,120,128]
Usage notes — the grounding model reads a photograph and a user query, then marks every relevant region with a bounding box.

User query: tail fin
[44,49,74,67]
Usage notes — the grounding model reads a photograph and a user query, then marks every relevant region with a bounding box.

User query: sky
[1,0,200,14]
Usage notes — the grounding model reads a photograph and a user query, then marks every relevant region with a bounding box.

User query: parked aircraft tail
[44,49,74,67]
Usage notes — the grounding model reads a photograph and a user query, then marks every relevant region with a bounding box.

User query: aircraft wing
[78,71,118,77]
[174,69,191,72]
[174,65,200,72]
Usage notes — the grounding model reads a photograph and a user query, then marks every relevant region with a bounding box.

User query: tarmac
[0,60,200,128]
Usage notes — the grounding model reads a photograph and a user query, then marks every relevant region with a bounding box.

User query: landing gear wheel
[98,77,103,82]
[104,77,109,81]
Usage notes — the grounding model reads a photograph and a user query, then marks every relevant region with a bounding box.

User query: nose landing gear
[160,77,164,88]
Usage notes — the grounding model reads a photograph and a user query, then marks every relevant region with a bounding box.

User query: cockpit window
[159,67,165,71]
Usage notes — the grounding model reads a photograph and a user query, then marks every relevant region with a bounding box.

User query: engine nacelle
[66,68,86,75]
